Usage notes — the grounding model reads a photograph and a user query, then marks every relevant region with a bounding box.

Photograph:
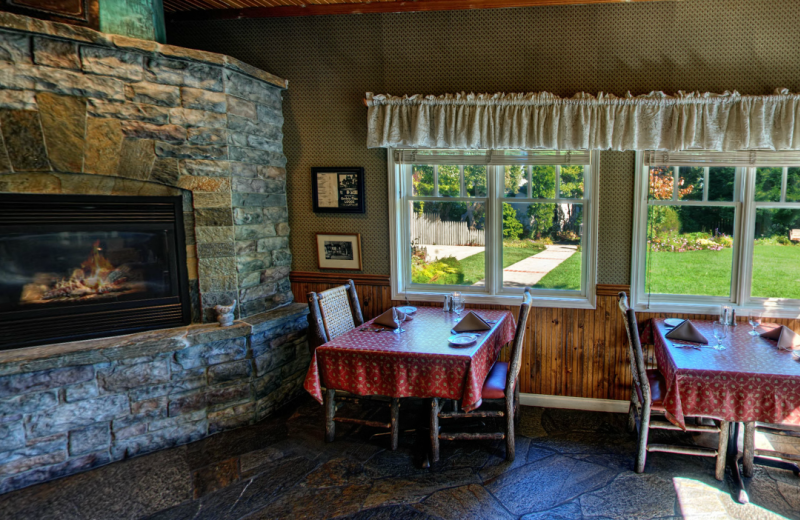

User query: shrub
[502,202,524,239]
[648,232,732,252]
[411,256,459,284]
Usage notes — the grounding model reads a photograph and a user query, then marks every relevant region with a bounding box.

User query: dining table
[303,306,517,413]
[645,318,800,502]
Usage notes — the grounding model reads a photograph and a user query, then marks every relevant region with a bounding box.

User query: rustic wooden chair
[618,292,729,480]
[307,281,400,450]
[430,288,532,463]
[743,422,800,477]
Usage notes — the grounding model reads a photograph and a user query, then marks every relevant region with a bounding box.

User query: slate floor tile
[362,468,480,509]
[579,471,677,519]
[414,483,514,520]
[486,454,619,516]
[2,396,799,520]
[247,483,372,519]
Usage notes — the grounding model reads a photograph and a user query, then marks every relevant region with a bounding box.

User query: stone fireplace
[1,193,192,349]
[0,12,310,493]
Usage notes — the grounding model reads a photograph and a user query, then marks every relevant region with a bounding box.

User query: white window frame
[631,151,800,318]
[388,149,600,308]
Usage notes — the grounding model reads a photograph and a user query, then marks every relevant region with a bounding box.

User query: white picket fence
[410,213,485,246]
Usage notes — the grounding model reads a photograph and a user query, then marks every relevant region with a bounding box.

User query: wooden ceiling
[165,0,679,21]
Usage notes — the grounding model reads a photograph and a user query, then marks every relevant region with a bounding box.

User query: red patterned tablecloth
[646,319,800,429]
[304,307,516,412]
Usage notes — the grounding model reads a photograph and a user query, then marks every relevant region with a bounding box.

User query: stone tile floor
[1,395,799,519]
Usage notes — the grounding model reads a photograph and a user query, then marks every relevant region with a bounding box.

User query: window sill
[398,290,596,310]
[633,301,800,319]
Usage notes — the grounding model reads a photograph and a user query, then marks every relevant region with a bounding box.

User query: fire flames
[21,241,137,304]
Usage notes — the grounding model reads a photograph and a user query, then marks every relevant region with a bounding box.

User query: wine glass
[712,320,727,351]
[452,293,465,319]
[392,307,404,334]
[748,310,762,336]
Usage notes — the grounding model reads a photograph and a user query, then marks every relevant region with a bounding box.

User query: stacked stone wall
[0,11,293,320]
[0,304,310,494]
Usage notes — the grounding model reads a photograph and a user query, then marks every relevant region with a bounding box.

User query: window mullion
[703,167,710,202]
[673,166,679,200]
[488,164,500,296]
[459,165,466,197]
[781,166,788,203]
[555,165,561,198]
[527,165,532,198]
[433,165,439,197]
[736,167,757,307]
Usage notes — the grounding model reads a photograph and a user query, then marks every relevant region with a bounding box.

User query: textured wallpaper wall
[167,0,800,284]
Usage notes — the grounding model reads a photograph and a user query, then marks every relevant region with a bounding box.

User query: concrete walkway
[473,244,578,287]
[421,244,485,262]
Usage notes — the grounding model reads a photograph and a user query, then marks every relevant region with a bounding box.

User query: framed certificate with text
[311,167,365,214]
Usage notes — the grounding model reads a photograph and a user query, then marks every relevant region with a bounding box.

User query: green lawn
[535,250,582,290]
[412,240,586,288]
[646,244,800,299]
[412,240,545,285]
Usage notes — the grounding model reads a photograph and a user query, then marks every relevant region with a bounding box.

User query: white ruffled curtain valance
[365,90,800,152]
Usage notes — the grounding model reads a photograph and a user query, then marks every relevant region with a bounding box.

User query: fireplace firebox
[0,194,191,350]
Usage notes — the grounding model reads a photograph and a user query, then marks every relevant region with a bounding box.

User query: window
[389,150,599,307]
[632,151,800,316]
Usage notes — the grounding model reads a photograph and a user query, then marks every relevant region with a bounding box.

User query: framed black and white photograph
[316,233,362,270]
[311,167,365,214]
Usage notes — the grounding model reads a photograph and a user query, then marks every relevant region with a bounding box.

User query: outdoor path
[474,244,578,287]
[423,244,485,262]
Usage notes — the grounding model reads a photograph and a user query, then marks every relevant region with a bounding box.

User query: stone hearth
[0,12,310,494]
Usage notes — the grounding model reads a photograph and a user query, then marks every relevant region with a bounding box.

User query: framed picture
[311,167,365,214]
[316,233,362,271]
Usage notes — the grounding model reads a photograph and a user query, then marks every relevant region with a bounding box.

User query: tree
[504,165,526,196]
[527,165,557,239]
[503,202,524,239]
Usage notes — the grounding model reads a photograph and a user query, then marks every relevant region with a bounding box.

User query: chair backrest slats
[506,288,533,396]
[618,292,651,407]
[306,280,364,355]
[317,285,356,339]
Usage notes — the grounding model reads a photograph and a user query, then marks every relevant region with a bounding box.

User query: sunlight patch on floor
[673,477,789,520]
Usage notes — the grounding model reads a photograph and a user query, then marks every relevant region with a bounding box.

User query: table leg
[430,398,440,463]
[728,422,749,504]
[325,389,336,443]
[743,421,755,478]
[390,398,400,451]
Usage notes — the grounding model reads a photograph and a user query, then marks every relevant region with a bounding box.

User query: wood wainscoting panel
[293,275,800,404]
[291,272,636,402]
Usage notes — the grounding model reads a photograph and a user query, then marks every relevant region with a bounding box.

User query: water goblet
[453,294,465,319]
[392,307,404,334]
[748,310,762,336]
[712,320,727,351]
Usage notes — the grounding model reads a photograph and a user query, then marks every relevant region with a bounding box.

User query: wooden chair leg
[743,421,755,478]
[430,398,440,462]
[506,398,515,462]
[635,405,651,473]
[715,420,730,481]
[390,398,400,451]
[325,389,336,443]
[627,399,637,434]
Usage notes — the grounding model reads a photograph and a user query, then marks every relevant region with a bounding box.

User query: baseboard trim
[519,393,629,414]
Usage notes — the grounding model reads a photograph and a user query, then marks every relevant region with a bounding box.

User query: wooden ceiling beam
[167,0,680,21]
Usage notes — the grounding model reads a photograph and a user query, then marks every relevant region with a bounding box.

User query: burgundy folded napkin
[760,325,800,351]
[453,311,492,333]
[665,320,708,344]
[373,308,406,329]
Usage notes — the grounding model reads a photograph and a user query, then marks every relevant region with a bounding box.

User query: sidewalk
[473,244,578,287]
